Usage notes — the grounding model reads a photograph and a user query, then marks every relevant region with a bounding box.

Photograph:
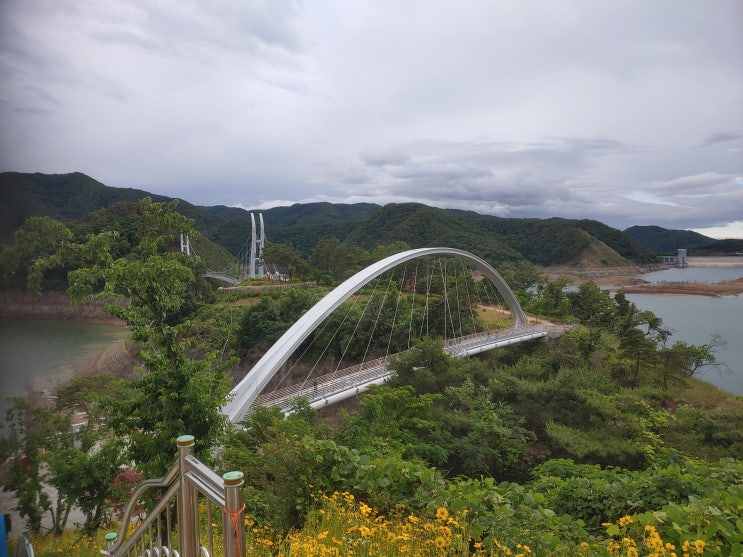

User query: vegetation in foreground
[0,198,741,555]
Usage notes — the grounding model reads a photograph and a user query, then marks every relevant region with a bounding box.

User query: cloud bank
[1,0,741,237]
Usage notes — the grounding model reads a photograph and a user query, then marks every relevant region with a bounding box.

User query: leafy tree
[0,216,73,290]
[338,385,448,465]
[222,403,330,530]
[1,399,55,534]
[656,335,725,391]
[369,241,411,262]
[442,380,536,479]
[309,237,368,283]
[262,242,308,279]
[527,275,573,319]
[237,296,287,355]
[60,198,231,476]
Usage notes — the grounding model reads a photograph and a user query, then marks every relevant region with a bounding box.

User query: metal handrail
[103,436,245,557]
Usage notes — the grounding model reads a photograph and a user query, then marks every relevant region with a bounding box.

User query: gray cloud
[1,0,741,238]
[701,132,743,147]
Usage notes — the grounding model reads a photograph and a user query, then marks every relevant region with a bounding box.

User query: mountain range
[2,172,740,268]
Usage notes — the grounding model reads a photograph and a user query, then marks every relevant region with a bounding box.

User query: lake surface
[0,319,128,417]
[625,294,743,394]
[638,266,743,284]
[626,266,743,395]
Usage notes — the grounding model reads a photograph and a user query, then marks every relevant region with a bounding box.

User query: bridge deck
[248,324,552,416]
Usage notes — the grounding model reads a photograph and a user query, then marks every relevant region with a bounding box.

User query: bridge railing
[102,435,245,557]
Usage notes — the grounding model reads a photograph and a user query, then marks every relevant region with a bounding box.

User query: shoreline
[547,256,743,297]
[615,277,743,297]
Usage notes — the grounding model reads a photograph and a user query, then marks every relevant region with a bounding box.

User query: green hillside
[344,203,524,263]
[1,171,656,267]
[623,225,716,254]
[0,172,171,241]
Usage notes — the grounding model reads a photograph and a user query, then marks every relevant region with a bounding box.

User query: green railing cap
[105,532,118,541]
[223,471,245,487]
[176,434,195,447]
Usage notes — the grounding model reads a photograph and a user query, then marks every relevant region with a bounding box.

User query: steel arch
[223,247,527,423]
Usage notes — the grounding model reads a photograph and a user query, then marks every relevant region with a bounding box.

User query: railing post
[177,435,198,557]
[103,532,117,556]
[222,471,245,557]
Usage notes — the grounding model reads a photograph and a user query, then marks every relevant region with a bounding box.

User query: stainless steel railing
[102,435,245,557]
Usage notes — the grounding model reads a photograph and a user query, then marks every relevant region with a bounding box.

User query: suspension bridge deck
[246,324,557,416]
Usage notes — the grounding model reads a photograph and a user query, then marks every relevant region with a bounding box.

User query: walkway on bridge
[244,323,557,416]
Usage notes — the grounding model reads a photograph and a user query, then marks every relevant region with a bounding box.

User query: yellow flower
[435,506,449,521]
[618,515,634,527]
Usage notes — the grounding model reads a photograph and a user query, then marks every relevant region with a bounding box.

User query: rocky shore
[0,290,126,324]
[548,256,743,296]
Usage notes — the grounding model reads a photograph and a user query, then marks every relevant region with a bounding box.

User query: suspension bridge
[222,247,567,423]
[183,212,269,284]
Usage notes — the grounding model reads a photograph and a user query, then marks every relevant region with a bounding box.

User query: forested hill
[1,171,657,266]
[623,225,743,255]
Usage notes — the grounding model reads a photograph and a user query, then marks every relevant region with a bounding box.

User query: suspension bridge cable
[360,269,397,366]
[332,276,386,376]
[386,264,408,358]
[408,259,419,350]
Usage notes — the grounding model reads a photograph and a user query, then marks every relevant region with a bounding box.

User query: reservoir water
[626,265,743,395]
[0,319,128,417]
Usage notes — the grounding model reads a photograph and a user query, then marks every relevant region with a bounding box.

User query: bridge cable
[407,259,419,350]
[331,276,386,377]
[303,288,367,385]
[360,269,398,366]
[273,293,344,391]
[385,264,408,358]
[462,261,478,332]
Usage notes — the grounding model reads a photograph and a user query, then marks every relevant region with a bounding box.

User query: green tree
[263,242,308,279]
[338,386,448,465]
[1,399,55,534]
[0,216,73,291]
[237,296,287,355]
[61,198,231,476]
[442,380,536,479]
[309,237,368,283]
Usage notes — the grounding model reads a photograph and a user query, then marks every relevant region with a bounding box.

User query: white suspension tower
[180,233,192,255]
[249,213,266,278]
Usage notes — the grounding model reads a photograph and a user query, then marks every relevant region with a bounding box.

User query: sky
[1,1,742,239]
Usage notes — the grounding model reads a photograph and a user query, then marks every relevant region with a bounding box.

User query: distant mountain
[0,172,172,241]
[1,171,657,267]
[622,225,743,255]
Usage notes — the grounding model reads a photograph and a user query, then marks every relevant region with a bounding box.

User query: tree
[62,198,231,476]
[0,216,73,291]
[656,335,726,391]
[1,399,55,534]
[442,380,535,479]
[237,296,287,355]
[338,386,448,465]
[262,242,308,279]
[309,237,367,283]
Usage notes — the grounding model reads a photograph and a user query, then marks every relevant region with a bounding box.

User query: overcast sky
[1,1,742,238]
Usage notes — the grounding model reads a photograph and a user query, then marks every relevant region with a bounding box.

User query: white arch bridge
[223,247,565,423]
